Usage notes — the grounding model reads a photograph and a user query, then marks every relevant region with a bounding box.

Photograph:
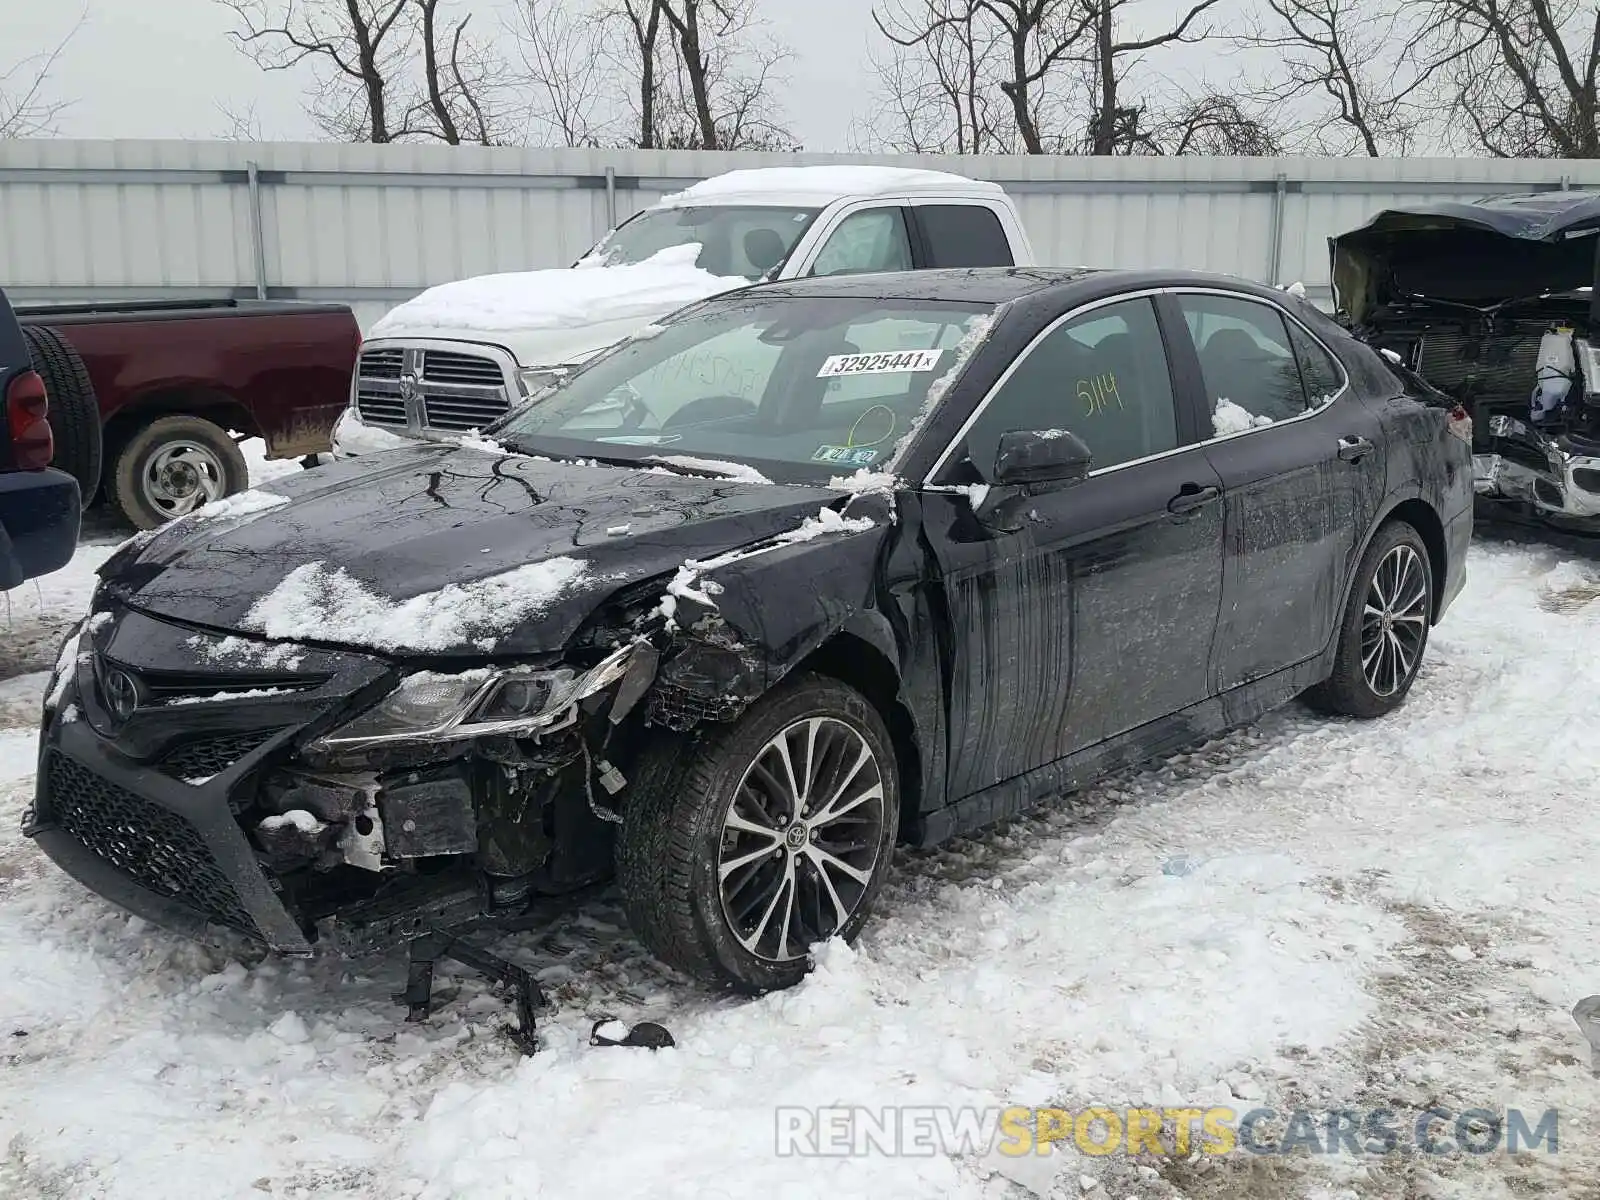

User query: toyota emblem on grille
[103,668,140,722]
[399,372,418,400]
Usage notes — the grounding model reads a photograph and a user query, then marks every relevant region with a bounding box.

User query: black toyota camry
[28,267,1473,998]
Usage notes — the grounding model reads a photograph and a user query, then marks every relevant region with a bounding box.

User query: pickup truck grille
[354,344,515,434]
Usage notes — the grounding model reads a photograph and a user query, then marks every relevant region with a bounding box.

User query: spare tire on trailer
[23,325,102,510]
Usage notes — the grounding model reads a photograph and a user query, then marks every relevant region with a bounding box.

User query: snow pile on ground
[242,557,592,652]
[1212,397,1274,437]
[367,246,747,340]
[3,543,1600,1198]
[656,165,1003,205]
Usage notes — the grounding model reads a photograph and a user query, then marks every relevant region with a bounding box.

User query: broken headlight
[309,646,634,751]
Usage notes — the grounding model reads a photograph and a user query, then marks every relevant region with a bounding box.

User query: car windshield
[584,205,821,280]
[497,295,996,483]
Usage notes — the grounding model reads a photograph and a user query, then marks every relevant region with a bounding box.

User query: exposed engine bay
[1331,193,1600,535]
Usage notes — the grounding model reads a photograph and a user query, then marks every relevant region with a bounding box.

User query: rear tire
[1304,520,1433,718]
[108,415,249,531]
[23,325,102,509]
[617,673,900,993]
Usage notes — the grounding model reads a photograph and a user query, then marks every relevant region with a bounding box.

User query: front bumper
[0,466,80,589]
[1474,438,1600,523]
[24,606,391,954]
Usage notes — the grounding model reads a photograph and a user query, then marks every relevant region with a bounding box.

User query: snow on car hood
[95,444,852,658]
[365,244,748,368]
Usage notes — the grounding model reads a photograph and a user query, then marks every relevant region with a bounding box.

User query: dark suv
[0,286,79,589]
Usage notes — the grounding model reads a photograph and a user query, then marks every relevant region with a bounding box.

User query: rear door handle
[1167,483,1222,515]
[1337,435,1375,462]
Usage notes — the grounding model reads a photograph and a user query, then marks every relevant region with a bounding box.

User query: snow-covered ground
[2,502,1598,1197]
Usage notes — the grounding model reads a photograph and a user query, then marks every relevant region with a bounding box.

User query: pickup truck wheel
[109,415,249,530]
[22,325,102,510]
[1304,520,1433,719]
[617,673,899,993]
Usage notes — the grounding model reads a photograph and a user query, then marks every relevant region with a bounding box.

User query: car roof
[652,166,1008,208]
[724,266,1293,307]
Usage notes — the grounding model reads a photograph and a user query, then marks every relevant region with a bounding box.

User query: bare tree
[1237,0,1439,155]
[1151,91,1285,154]
[863,0,1015,152]
[0,16,82,138]
[510,0,611,145]
[222,0,415,141]
[1412,0,1600,157]
[412,0,510,143]
[1081,0,1222,154]
[872,0,1098,154]
[216,100,267,140]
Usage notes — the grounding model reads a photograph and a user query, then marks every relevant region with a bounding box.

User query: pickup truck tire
[108,414,249,531]
[23,325,102,510]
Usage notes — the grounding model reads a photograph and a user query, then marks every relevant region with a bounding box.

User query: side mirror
[993,428,1093,487]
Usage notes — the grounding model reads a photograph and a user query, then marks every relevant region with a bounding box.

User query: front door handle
[1167,483,1222,514]
[1337,435,1375,462]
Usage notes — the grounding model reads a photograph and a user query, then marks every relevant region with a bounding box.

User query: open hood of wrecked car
[1330,191,1600,324]
[96,445,866,658]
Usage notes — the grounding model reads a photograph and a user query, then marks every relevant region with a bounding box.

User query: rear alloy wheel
[617,674,899,992]
[108,414,249,531]
[1304,520,1433,718]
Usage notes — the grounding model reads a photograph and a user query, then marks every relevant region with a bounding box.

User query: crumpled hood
[1331,192,1600,324]
[365,244,747,368]
[99,446,852,658]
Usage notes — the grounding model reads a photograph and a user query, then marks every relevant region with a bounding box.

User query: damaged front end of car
[23,552,774,1045]
[1331,194,1600,536]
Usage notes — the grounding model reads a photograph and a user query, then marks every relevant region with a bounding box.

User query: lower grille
[423,393,511,431]
[43,751,259,936]
[157,730,279,785]
[357,389,409,427]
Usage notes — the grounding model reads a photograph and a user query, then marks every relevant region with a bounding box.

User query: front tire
[617,673,900,993]
[108,414,249,530]
[1305,520,1433,718]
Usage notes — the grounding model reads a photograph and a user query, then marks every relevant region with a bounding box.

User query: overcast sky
[3,0,1222,151]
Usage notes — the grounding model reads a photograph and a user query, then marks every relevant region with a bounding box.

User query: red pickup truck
[17,299,361,529]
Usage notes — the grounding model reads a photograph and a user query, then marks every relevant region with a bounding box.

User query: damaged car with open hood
[27,266,1471,1039]
[1332,191,1600,538]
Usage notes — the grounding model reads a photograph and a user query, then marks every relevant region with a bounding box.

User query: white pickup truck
[332,165,1036,456]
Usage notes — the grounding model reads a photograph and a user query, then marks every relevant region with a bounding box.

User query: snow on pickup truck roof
[367,245,746,340]
[657,165,1007,206]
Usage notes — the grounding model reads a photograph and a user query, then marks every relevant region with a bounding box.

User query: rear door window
[914,205,1015,268]
[1178,294,1315,436]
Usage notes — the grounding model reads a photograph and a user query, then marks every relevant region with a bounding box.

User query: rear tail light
[1446,404,1473,444]
[5,369,53,470]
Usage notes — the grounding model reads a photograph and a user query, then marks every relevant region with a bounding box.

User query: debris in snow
[162,687,297,706]
[1212,398,1274,437]
[368,245,746,340]
[889,311,998,464]
[1447,944,1476,962]
[1162,857,1202,876]
[188,635,308,672]
[185,488,291,524]
[645,455,773,484]
[242,557,593,652]
[259,810,326,836]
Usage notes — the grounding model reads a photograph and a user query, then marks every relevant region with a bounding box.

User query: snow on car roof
[655,165,1007,207]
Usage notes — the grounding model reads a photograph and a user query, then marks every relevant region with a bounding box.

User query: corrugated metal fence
[5,140,1600,330]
